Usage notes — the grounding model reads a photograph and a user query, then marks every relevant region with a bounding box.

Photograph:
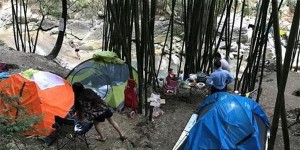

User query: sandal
[95,137,106,142]
[119,135,127,141]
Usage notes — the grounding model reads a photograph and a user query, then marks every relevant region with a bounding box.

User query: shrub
[28,0,61,18]
[0,90,42,149]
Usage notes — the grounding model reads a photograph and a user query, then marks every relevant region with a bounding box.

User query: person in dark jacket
[72,82,127,142]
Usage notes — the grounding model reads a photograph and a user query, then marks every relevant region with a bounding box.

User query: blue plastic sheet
[0,72,10,79]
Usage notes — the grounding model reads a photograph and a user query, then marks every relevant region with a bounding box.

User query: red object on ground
[124,79,138,112]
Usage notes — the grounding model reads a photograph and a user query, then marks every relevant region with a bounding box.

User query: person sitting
[166,68,176,81]
[71,82,127,142]
[164,68,179,95]
[206,60,234,94]
[214,51,231,72]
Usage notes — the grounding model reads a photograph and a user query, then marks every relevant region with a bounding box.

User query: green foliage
[73,0,89,9]
[67,0,103,20]
[0,90,42,149]
[285,0,297,7]
[285,0,297,13]
[243,6,256,16]
[31,0,61,18]
[43,0,61,17]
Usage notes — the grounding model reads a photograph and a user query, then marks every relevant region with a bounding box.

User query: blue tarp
[0,72,10,79]
[184,92,270,150]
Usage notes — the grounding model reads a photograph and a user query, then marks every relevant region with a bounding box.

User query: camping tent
[66,51,138,109]
[184,92,270,150]
[0,69,74,136]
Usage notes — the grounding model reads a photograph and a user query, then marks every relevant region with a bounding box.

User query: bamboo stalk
[269,1,300,149]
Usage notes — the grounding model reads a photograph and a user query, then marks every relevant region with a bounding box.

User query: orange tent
[0,70,74,136]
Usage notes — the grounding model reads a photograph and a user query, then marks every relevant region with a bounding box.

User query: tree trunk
[46,0,67,59]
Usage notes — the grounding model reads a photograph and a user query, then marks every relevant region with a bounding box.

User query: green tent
[66,51,138,109]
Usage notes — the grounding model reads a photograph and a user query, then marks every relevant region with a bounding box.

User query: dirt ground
[1,47,300,150]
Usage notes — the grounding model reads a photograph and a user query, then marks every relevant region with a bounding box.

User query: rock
[28,13,40,23]
[28,22,39,31]
[154,20,169,36]
[67,22,91,40]
[219,41,226,49]
[239,33,249,43]
[0,5,12,28]
[175,42,181,48]
[230,42,238,52]
[171,54,180,65]
[41,19,58,31]
[219,42,238,52]
[155,48,162,55]
[83,27,103,41]
[158,16,167,21]
[49,27,59,35]
[97,11,105,18]
[79,40,103,50]
[173,36,181,42]
[173,46,181,54]
[231,50,244,57]
[154,35,166,44]
[229,53,234,59]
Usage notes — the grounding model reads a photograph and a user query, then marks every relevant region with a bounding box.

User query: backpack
[0,63,8,73]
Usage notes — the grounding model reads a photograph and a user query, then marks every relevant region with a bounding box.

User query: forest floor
[0,46,300,150]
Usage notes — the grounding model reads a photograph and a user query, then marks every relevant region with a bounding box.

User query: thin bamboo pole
[269,1,300,149]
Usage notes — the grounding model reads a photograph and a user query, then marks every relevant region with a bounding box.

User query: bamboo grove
[9,0,300,149]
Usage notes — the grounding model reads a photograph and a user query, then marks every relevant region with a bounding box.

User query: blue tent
[184,92,270,150]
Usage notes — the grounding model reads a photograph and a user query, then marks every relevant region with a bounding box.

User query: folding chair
[52,116,91,150]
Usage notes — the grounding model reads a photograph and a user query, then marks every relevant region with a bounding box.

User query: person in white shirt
[214,52,231,72]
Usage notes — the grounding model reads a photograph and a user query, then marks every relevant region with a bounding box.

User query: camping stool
[52,116,90,150]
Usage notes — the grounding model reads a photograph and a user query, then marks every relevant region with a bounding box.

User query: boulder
[154,35,167,44]
[98,11,105,19]
[79,40,103,50]
[27,22,39,31]
[49,27,59,35]
[155,48,162,55]
[41,19,58,31]
[28,13,40,23]
[83,27,103,41]
[67,22,91,40]
[0,6,12,28]
[173,36,181,42]
[154,20,169,36]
